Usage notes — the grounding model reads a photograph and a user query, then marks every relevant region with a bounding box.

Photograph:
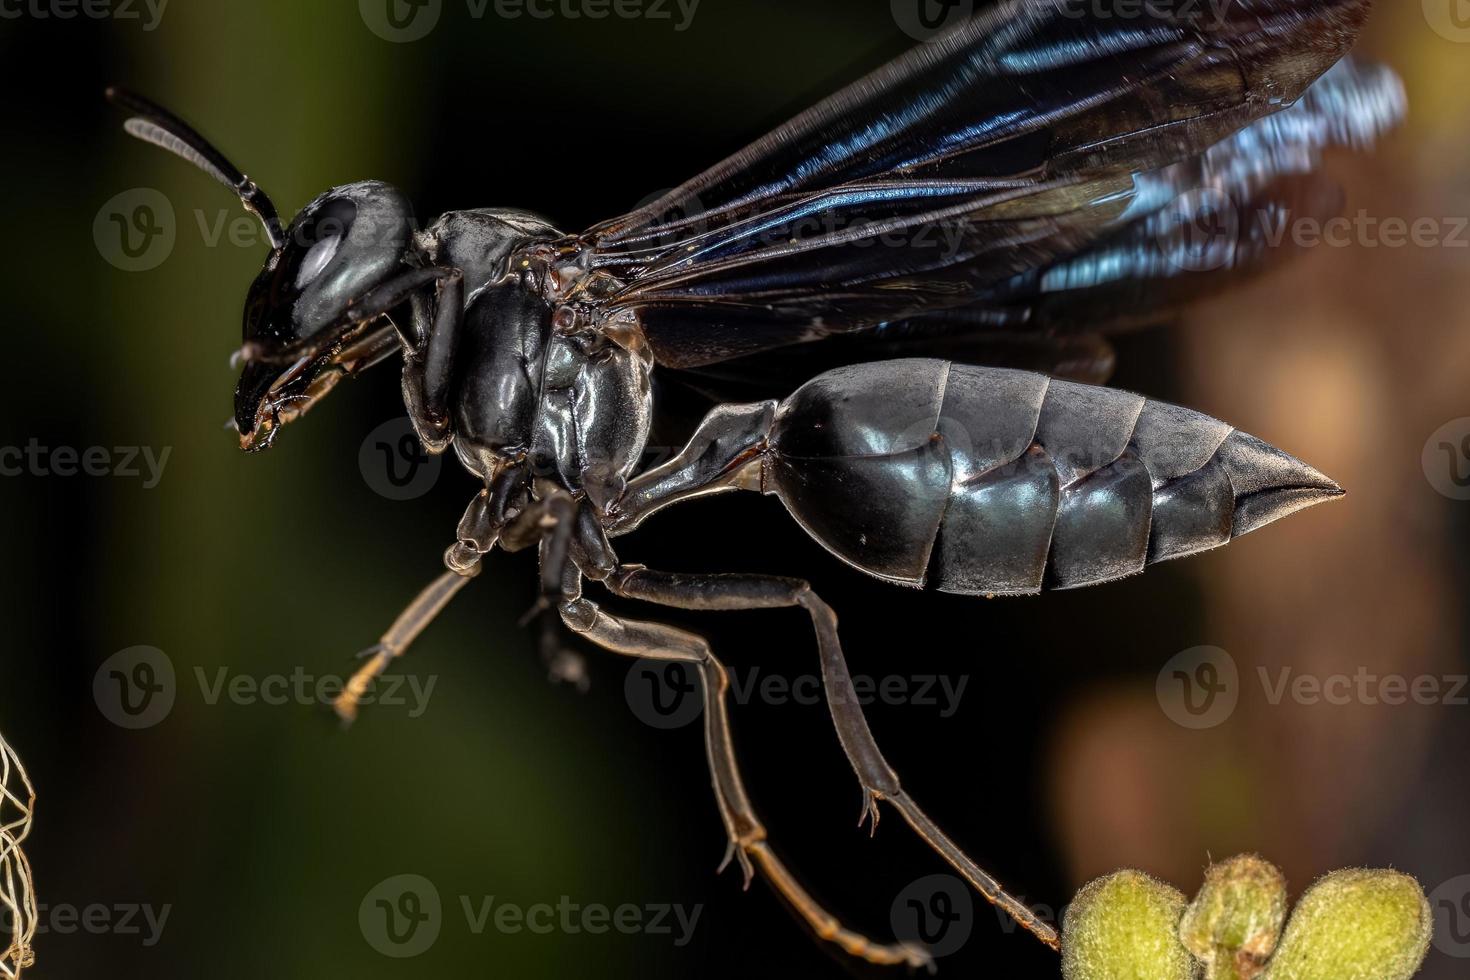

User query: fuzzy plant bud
[1180,854,1289,980]
[1062,870,1198,980]
[1262,869,1431,980]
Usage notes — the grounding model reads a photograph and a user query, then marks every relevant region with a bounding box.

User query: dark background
[1,1,1468,977]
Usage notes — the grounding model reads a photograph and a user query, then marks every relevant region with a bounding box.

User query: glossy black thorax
[448,270,552,475]
[420,210,654,510]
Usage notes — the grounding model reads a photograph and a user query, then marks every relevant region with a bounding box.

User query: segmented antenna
[105,86,285,252]
[0,733,35,979]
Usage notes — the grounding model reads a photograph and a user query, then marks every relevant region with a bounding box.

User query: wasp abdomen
[765,360,1340,595]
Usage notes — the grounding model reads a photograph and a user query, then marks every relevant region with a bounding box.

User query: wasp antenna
[105,86,285,252]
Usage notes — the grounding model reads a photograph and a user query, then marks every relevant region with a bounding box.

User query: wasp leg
[604,565,1060,952]
[559,594,930,970]
[526,495,592,690]
[333,544,481,725]
[401,268,464,453]
[335,486,506,723]
[533,611,589,691]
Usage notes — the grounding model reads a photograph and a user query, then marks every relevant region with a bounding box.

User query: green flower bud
[1063,870,1198,980]
[1180,854,1289,980]
[1263,869,1431,980]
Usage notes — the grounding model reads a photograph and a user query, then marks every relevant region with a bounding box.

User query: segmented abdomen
[764,359,1340,595]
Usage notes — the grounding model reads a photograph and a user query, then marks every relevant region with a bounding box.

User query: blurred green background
[0,1,1467,978]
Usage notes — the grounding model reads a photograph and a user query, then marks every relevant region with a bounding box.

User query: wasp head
[106,89,421,452]
[233,181,416,450]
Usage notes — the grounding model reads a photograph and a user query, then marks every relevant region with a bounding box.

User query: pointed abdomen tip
[1214,431,1342,538]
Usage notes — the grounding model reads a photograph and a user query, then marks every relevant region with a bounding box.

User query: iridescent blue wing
[574,1,1398,368]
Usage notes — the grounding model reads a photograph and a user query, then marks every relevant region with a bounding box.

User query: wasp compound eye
[294,217,347,289]
[243,195,362,352]
[242,182,415,356]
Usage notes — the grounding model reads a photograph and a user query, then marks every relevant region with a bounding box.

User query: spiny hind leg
[603,565,1060,951]
[558,595,930,969]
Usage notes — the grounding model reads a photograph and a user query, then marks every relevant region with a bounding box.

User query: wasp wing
[668,160,1353,405]
[971,57,1399,333]
[574,2,1397,368]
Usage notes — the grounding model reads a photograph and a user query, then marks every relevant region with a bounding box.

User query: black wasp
[110,0,1400,965]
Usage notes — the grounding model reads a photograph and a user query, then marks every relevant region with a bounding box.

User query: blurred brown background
[1053,0,1470,915]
